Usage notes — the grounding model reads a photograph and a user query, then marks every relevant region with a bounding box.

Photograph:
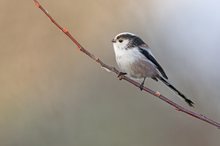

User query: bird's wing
[138,46,168,79]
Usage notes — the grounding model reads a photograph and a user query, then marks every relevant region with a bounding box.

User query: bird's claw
[117,72,127,80]
[139,83,144,91]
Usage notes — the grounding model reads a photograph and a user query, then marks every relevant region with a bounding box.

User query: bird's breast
[115,48,139,70]
[114,48,158,78]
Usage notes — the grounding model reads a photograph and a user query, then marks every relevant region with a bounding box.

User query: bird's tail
[157,76,194,107]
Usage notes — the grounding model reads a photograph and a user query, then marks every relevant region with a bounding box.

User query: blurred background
[0,0,220,145]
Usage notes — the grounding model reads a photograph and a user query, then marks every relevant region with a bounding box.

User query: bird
[112,32,194,107]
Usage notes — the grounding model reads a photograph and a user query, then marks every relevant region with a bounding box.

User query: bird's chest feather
[115,48,141,71]
[114,47,158,78]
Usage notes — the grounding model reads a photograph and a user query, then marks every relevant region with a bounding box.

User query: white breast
[114,47,158,78]
[114,47,139,71]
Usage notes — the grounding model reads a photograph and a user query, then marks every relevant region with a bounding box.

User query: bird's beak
[112,39,116,43]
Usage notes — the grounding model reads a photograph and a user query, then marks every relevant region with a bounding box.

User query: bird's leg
[117,72,127,80]
[140,77,146,91]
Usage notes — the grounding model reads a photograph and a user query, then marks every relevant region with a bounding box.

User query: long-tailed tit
[112,32,194,107]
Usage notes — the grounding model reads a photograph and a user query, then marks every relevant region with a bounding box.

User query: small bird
[112,32,194,107]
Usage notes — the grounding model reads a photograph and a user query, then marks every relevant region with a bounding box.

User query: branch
[33,0,220,129]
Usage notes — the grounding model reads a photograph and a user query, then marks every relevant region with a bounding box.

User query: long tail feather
[158,76,194,107]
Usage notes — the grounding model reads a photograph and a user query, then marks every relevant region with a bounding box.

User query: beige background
[0,0,220,146]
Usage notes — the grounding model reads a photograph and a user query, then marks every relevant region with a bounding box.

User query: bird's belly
[116,54,158,79]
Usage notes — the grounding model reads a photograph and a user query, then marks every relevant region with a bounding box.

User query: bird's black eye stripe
[119,39,123,43]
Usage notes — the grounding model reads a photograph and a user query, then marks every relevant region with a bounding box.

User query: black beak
[112,39,116,43]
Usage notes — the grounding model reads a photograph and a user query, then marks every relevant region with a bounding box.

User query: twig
[32,0,220,129]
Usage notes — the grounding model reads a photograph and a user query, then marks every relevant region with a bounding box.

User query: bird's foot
[117,72,127,80]
[139,77,147,91]
[139,82,144,91]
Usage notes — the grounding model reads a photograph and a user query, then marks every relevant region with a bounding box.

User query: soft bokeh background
[0,0,220,145]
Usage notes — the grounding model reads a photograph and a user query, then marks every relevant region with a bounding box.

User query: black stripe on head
[131,37,145,47]
[126,36,145,48]
[116,34,146,48]
[116,33,135,40]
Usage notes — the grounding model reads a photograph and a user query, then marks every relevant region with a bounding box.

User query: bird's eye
[119,39,123,43]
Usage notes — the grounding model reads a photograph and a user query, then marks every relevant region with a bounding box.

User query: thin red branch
[33,0,220,129]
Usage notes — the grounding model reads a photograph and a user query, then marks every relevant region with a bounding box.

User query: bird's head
[112,32,146,50]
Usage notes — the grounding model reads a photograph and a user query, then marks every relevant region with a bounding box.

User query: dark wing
[138,47,168,79]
